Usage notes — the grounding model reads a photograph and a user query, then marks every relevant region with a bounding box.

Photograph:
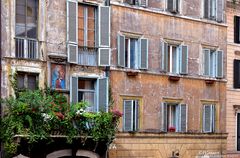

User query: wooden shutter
[70,76,78,104]
[67,0,78,63]
[161,103,168,132]
[139,38,148,69]
[179,104,187,132]
[216,50,223,78]
[234,16,240,44]
[124,100,133,131]
[118,34,125,67]
[180,45,188,74]
[98,48,110,66]
[167,0,174,12]
[98,78,108,112]
[212,105,215,132]
[139,0,148,7]
[234,59,240,88]
[203,49,210,76]
[216,0,223,22]
[134,100,139,131]
[204,0,209,18]
[99,6,110,47]
[161,41,168,72]
[203,105,212,133]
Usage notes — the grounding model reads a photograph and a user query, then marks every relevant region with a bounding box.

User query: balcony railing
[15,37,38,59]
[78,47,98,66]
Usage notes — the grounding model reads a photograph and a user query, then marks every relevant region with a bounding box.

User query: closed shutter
[67,0,78,63]
[139,0,148,7]
[234,16,240,44]
[98,78,108,112]
[216,50,223,78]
[134,100,139,131]
[118,34,125,67]
[234,59,240,88]
[203,49,210,76]
[180,45,188,74]
[179,104,187,132]
[99,6,110,47]
[161,41,168,72]
[98,48,110,66]
[212,105,215,132]
[167,0,174,12]
[216,0,223,22]
[139,38,148,69]
[70,76,78,104]
[161,103,168,132]
[203,105,212,133]
[204,0,209,18]
[124,100,133,131]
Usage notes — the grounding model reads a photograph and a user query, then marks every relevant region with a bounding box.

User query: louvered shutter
[161,103,168,132]
[118,34,125,67]
[179,104,187,132]
[180,45,188,74]
[217,0,223,22]
[67,0,78,64]
[204,0,209,18]
[98,78,108,112]
[139,0,148,7]
[216,50,223,78]
[99,48,110,66]
[167,0,174,12]
[139,38,148,69]
[134,100,139,131]
[212,105,215,132]
[161,41,168,72]
[124,100,133,131]
[234,59,240,88]
[70,76,78,104]
[99,6,110,47]
[203,105,212,133]
[203,49,210,76]
[234,16,240,43]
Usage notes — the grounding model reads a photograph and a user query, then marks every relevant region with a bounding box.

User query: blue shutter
[179,104,187,132]
[161,102,168,132]
[161,41,168,72]
[118,34,125,67]
[98,78,108,112]
[180,45,188,74]
[98,6,110,47]
[70,76,78,104]
[216,50,223,78]
[98,48,111,66]
[203,49,210,76]
[139,38,148,69]
[217,0,223,22]
[124,100,133,131]
[203,105,212,133]
[134,100,139,131]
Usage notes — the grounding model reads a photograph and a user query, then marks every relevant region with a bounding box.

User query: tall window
[123,100,139,132]
[204,0,223,22]
[125,38,138,69]
[234,59,240,88]
[166,0,179,13]
[202,104,215,133]
[15,0,38,59]
[17,72,38,90]
[234,16,240,44]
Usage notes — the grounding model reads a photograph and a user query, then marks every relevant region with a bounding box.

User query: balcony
[15,37,38,59]
[78,47,98,66]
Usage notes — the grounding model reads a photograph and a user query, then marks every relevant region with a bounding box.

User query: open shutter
[217,0,223,22]
[67,0,78,64]
[203,49,210,76]
[139,38,148,69]
[161,103,168,132]
[118,34,125,67]
[234,16,240,43]
[167,0,174,11]
[161,41,168,72]
[203,105,212,133]
[212,105,215,132]
[124,100,133,131]
[204,0,209,18]
[99,6,110,47]
[134,100,139,131]
[70,76,78,104]
[180,45,188,74]
[216,50,223,78]
[99,48,110,66]
[98,78,108,112]
[234,60,240,88]
[139,0,148,7]
[179,104,187,132]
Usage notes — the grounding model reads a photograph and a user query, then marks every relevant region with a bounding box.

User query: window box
[205,79,215,85]
[168,126,176,132]
[127,71,139,76]
[168,75,180,81]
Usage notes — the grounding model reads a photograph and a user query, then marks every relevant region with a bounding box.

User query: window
[202,104,215,133]
[123,100,139,132]
[166,0,179,13]
[204,0,223,22]
[203,49,223,78]
[234,16,240,44]
[125,0,148,7]
[17,72,38,90]
[161,42,188,74]
[162,103,187,132]
[234,59,240,88]
[15,0,38,59]
[67,2,110,66]
[70,77,108,112]
[118,34,148,70]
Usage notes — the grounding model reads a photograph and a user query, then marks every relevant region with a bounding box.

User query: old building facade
[1,0,228,158]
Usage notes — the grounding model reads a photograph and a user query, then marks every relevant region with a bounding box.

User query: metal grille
[15,37,38,59]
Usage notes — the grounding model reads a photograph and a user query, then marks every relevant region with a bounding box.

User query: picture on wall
[51,63,66,89]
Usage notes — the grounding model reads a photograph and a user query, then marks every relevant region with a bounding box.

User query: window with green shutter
[123,100,139,132]
[204,0,223,22]
[203,104,215,133]
[167,0,180,14]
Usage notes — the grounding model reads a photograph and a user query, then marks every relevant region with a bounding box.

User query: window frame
[125,38,139,69]
[16,72,39,90]
[123,99,139,132]
[165,0,180,14]
[202,104,215,133]
[234,16,240,44]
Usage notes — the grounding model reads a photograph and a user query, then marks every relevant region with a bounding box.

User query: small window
[234,16,240,44]
[204,0,223,22]
[123,100,139,132]
[125,0,148,7]
[17,72,38,90]
[166,0,180,13]
[203,104,215,133]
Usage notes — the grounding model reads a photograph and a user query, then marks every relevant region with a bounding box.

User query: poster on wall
[51,63,66,89]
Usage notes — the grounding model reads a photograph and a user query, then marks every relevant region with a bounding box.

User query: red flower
[111,109,123,117]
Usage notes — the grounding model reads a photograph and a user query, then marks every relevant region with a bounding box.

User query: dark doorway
[237,113,240,151]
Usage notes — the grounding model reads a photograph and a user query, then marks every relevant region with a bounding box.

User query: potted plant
[168,126,176,132]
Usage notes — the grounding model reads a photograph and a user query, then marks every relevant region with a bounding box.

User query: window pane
[26,26,37,38]
[78,79,95,90]
[87,7,95,47]
[172,46,178,73]
[78,91,95,111]
[130,39,137,69]
[16,25,26,37]
[17,74,25,89]
[16,5,26,16]
[27,74,37,90]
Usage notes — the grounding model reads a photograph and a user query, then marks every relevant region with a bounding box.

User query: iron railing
[15,37,38,59]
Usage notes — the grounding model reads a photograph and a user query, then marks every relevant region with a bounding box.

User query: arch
[46,149,72,158]
[76,150,100,158]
